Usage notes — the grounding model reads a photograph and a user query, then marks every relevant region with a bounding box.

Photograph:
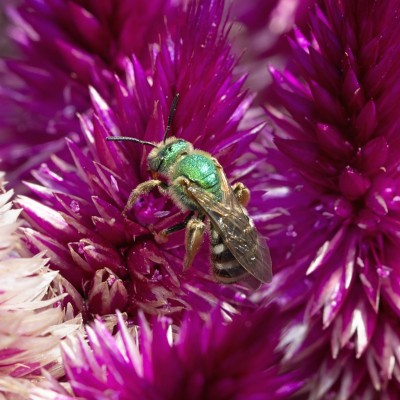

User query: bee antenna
[106,136,158,148]
[163,93,180,143]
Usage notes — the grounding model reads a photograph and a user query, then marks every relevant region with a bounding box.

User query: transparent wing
[185,162,272,283]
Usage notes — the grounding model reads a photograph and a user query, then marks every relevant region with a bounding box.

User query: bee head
[148,137,193,176]
[106,94,183,177]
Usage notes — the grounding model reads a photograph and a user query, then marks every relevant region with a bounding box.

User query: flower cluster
[0,173,81,398]
[256,0,400,397]
[33,308,290,400]
[2,0,400,398]
[13,0,260,327]
[0,0,177,188]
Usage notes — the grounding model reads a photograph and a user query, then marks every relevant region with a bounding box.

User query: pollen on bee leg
[123,179,164,216]
[183,217,206,271]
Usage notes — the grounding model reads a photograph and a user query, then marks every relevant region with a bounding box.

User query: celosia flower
[0,0,179,187]
[16,0,263,325]
[11,0,400,398]
[31,308,295,400]
[0,172,82,398]
[257,0,400,397]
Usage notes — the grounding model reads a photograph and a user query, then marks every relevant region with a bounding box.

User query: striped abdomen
[210,227,247,283]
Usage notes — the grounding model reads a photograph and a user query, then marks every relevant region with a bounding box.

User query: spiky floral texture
[30,308,297,400]
[230,0,315,106]
[0,173,81,399]
[0,0,178,187]
[16,0,264,325]
[257,0,400,397]
[8,0,400,398]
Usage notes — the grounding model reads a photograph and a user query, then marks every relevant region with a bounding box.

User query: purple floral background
[0,0,399,399]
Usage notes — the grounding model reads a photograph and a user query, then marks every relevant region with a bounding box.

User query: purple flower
[16,0,263,324]
[7,0,400,397]
[257,0,400,397]
[33,307,292,400]
[0,0,178,188]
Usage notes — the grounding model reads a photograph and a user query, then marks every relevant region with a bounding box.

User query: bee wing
[185,163,272,283]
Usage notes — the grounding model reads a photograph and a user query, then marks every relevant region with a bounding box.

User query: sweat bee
[106,94,272,287]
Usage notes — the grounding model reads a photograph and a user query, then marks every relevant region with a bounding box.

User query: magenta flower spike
[31,308,297,400]
[9,0,400,397]
[257,0,400,397]
[16,0,265,326]
[0,0,178,188]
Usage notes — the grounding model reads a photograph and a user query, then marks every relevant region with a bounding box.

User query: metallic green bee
[106,94,272,286]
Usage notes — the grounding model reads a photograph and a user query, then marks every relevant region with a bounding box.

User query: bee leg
[231,182,250,207]
[183,217,206,271]
[123,179,167,216]
[157,212,194,242]
[211,157,223,169]
[211,158,250,207]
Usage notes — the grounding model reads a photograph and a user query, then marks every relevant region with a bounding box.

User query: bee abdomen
[210,228,247,283]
